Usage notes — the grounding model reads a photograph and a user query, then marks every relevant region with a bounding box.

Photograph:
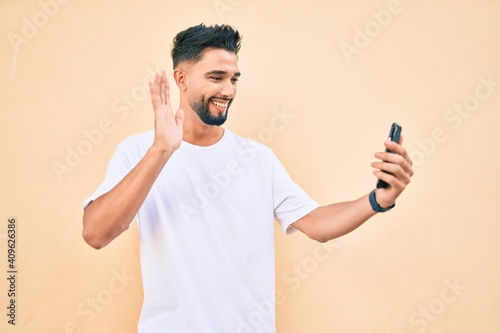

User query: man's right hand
[149,70,184,154]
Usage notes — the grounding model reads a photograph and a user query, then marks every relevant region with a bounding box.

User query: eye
[210,76,222,81]
[231,78,239,83]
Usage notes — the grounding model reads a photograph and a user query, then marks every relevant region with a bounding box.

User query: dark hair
[171,24,241,69]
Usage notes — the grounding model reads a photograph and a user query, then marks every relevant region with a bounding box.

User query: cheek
[202,86,221,99]
[186,83,205,100]
[186,80,221,100]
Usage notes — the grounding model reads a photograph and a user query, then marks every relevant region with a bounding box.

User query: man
[82,24,413,333]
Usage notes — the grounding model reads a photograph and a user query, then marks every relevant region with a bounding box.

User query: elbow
[300,226,331,243]
[82,226,106,250]
[309,233,330,243]
[293,210,333,243]
[82,214,108,250]
[305,224,336,243]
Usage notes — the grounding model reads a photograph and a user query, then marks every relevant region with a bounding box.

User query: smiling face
[178,48,241,126]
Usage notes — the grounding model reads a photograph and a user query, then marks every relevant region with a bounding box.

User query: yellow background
[1,0,499,332]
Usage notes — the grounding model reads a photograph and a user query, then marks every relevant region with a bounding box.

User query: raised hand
[371,138,414,208]
[82,71,185,249]
[149,70,184,154]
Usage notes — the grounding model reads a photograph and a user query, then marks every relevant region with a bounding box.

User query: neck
[182,107,225,146]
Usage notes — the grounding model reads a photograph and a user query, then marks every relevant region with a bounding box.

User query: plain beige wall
[1,0,499,332]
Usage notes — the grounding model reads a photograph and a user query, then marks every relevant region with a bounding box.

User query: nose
[220,79,236,99]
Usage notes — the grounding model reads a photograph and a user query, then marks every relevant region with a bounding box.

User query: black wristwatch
[369,189,395,213]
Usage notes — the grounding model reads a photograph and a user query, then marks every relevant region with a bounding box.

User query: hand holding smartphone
[376,123,402,189]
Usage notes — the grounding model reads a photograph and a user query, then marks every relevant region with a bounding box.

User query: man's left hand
[371,138,414,208]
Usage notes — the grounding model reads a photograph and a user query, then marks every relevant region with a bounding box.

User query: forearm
[293,194,377,243]
[82,145,172,249]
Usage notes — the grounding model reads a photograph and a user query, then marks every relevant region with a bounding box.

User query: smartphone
[376,123,402,189]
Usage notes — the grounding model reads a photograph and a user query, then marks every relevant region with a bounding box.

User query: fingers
[149,71,171,107]
[374,151,414,177]
[372,161,412,187]
[373,169,407,191]
[380,140,414,176]
[160,72,165,104]
[175,108,184,128]
[384,140,412,166]
[372,139,414,190]
[161,70,170,105]
[149,73,161,108]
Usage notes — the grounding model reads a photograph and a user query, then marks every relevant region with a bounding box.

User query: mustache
[209,96,232,101]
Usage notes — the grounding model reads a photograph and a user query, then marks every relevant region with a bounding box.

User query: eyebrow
[205,70,241,77]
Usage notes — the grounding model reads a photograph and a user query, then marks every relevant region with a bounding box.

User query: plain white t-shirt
[84,129,319,333]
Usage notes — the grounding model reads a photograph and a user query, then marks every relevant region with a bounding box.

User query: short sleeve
[83,139,136,212]
[271,153,319,234]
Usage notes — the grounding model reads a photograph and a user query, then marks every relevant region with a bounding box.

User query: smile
[210,99,229,109]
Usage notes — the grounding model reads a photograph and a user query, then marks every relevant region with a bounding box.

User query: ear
[173,68,187,91]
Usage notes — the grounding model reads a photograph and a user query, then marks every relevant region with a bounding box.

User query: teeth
[211,100,228,108]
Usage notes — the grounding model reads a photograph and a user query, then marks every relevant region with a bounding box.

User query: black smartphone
[376,123,402,189]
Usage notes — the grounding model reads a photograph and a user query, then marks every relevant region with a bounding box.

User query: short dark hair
[171,24,242,69]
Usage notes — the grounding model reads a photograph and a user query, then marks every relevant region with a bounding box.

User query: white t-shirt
[84,129,319,333]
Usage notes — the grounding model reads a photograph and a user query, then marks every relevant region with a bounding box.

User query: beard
[191,95,233,126]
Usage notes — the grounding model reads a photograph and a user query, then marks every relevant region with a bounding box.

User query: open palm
[149,70,184,154]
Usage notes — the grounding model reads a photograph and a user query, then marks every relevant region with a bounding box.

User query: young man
[82,24,413,333]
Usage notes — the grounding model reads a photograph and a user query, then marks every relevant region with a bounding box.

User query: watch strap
[369,189,395,213]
